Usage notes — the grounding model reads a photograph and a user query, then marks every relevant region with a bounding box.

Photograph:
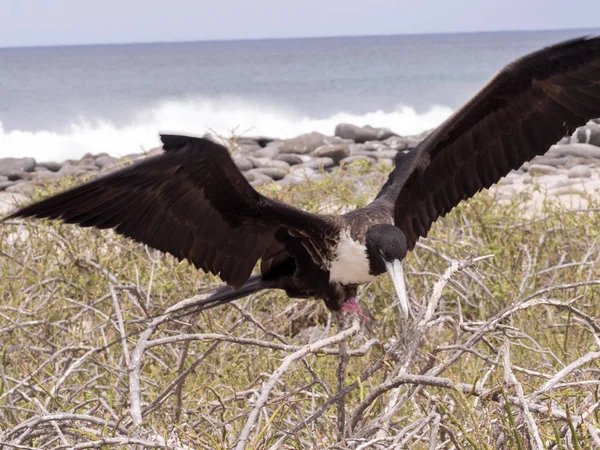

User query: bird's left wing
[376,35,600,250]
[4,135,337,289]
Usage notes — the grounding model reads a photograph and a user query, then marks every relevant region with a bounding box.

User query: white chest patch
[329,230,375,285]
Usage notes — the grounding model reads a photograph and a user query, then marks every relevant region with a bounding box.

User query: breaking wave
[0,98,453,162]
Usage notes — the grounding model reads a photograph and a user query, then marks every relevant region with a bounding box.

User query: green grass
[1,162,600,449]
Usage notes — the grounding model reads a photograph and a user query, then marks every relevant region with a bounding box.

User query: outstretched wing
[5,135,336,288]
[377,35,600,250]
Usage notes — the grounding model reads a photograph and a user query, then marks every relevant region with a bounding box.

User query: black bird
[5,36,600,319]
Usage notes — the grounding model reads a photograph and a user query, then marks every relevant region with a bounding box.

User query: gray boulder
[5,182,37,196]
[574,124,600,147]
[279,132,337,155]
[248,157,290,171]
[312,144,350,163]
[549,143,600,159]
[382,136,410,151]
[57,164,89,178]
[0,192,29,214]
[253,147,280,158]
[234,144,262,154]
[0,157,36,177]
[252,167,288,181]
[233,157,253,171]
[363,141,389,152]
[361,149,398,160]
[340,155,376,166]
[95,155,120,170]
[567,165,592,178]
[37,161,62,172]
[334,123,397,143]
[0,181,14,191]
[5,171,33,181]
[30,170,61,183]
[528,164,558,176]
[274,154,311,165]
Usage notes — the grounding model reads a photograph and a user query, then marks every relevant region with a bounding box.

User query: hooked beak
[385,260,410,319]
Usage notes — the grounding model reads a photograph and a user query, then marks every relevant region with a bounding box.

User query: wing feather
[376,35,600,250]
[5,135,337,288]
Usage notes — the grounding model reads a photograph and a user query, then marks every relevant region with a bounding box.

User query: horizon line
[1,26,598,51]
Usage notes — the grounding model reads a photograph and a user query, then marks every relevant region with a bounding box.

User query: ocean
[1,28,598,162]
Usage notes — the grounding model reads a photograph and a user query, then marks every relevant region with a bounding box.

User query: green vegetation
[1,161,600,449]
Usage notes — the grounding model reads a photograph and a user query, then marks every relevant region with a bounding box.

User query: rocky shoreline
[2,120,600,214]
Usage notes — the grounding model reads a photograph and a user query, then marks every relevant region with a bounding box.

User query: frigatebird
[4,36,600,319]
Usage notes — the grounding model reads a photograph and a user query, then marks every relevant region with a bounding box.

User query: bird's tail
[162,275,277,322]
[198,275,275,310]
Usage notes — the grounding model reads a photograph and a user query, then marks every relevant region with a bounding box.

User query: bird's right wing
[4,135,339,289]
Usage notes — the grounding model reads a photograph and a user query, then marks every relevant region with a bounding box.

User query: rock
[528,164,559,176]
[530,156,570,168]
[382,136,410,151]
[314,157,335,169]
[0,192,29,214]
[277,175,305,187]
[349,143,366,154]
[279,132,338,155]
[5,171,33,181]
[30,171,60,183]
[235,136,274,147]
[0,175,7,183]
[5,182,37,195]
[567,165,592,178]
[574,124,600,146]
[363,141,389,152]
[0,181,14,191]
[249,173,274,187]
[340,155,375,166]
[234,144,262,154]
[0,157,36,177]
[549,179,578,190]
[556,136,571,145]
[95,155,120,170]
[497,177,514,185]
[78,164,100,172]
[77,155,97,167]
[253,147,279,158]
[356,149,398,160]
[57,164,89,178]
[553,186,586,196]
[334,123,397,143]
[291,158,334,170]
[248,157,290,171]
[274,154,311,165]
[250,167,288,181]
[253,142,282,158]
[548,143,600,159]
[278,167,320,187]
[312,144,351,163]
[37,161,62,172]
[233,157,253,171]
[289,167,316,179]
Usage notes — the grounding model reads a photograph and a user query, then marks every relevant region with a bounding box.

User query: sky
[1,0,600,48]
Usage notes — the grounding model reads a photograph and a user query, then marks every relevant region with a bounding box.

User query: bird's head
[365,224,410,319]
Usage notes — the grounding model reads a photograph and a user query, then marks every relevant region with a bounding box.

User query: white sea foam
[0,98,452,162]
